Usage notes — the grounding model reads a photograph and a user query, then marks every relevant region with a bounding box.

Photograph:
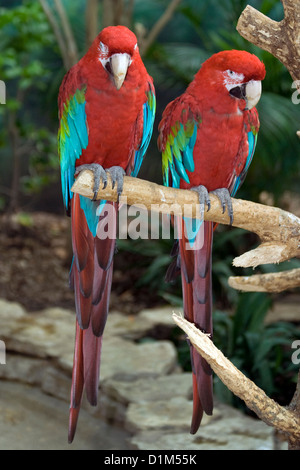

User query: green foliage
[0,1,54,91]
[145,0,300,200]
[174,292,300,408]
[21,129,59,195]
[0,0,298,411]
[213,293,300,408]
[0,0,60,210]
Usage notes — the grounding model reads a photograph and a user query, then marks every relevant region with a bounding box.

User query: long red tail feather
[68,193,116,442]
[176,217,214,434]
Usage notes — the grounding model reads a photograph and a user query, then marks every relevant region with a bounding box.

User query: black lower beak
[229,83,246,100]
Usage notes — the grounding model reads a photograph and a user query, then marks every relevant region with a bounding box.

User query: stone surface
[102,373,192,405]
[129,404,288,451]
[0,381,130,450]
[0,302,75,360]
[0,303,178,381]
[265,300,300,325]
[103,306,176,340]
[0,299,289,450]
[100,337,178,382]
[125,397,219,434]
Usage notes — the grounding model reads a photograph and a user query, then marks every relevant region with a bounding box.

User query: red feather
[159,50,265,434]
[58,26,155,442]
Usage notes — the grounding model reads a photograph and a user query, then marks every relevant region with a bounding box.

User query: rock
[0,303,75,361]
[0,299,289,450]
[125,396,218,433]
[103,306,177,341]
[265,299,300,324]
[41,367,71,402]
[0,381,130,450]
[102,311,147,340]
[129,403,288,450]
[102,373,192,405]
[0,353,48,385]
[0,300,178,391]
[138,306,177,327]
[0,301,177,380]
[100,337,178,381]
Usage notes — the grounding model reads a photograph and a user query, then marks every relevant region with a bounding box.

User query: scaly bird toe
[210,188,233,224]
[75,163,107,200]
[191,185,211,211]
[106,166,126,202]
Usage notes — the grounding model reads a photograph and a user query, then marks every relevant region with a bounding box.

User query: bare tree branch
[229,268,300,293]
[86,0,99,49]
[172,313,300,449]
[71,171,300,272]
[139,0,182,56]
[236,1,300,84]
[53,0,78,68]
[39,0,70,70]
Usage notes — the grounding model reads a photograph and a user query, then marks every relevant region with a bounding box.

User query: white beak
[110,53,131,90]
[245,80,262,110]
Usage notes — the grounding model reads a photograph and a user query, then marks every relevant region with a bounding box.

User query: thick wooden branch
[237,1,300,83]
[172,313,300,448]
[229,268,300,293]
[71,171,300,279]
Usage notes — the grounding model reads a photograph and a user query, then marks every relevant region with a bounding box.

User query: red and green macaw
[158,50,266,433]
[58,26,155,442]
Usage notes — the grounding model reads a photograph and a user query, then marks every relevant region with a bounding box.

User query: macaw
[57,25,155,443]
[158,50,265,434]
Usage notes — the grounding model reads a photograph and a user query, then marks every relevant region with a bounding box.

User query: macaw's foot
[75,163,107,200]
[190,185,233,224]
[210,188,233,225]
[75,164,125,201]
[106,166,126,201]
[191,185,211,212]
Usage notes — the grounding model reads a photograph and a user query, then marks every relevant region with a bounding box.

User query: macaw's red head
[84,25,142,90]
[189,50,266,111]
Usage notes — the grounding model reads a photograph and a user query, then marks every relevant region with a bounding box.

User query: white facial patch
[98,42,133,71]
[98,42,109,69]
[223,69,245,91]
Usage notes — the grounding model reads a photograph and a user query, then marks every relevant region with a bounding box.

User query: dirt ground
[0,211,163,314]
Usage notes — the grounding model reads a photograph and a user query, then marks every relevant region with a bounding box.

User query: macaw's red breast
[73,51,150,171]
[180,106,247,192]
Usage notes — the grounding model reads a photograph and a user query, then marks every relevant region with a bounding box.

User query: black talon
[210,188,233,225]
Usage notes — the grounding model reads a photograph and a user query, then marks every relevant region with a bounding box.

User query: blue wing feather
[131,83,156,177]
[230,130,257,197]
[58,88,88,211]
[161,119,198,245]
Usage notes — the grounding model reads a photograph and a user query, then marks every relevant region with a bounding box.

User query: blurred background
[0,0,299,428]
